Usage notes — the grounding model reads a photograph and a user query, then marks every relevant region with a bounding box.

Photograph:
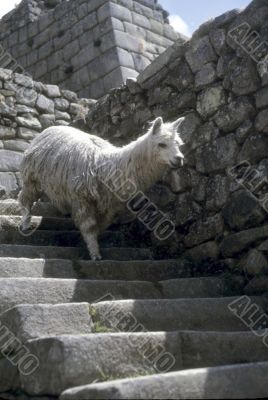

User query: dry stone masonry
[0,202,268,399]
[0,0,268,273]
[0,69,96,198]
[0,1,268,398]
[71,0,268,275]
[0,0,182,98]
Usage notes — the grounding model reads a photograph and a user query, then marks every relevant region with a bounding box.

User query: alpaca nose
[175,155,184,164]
[175,155,184,167]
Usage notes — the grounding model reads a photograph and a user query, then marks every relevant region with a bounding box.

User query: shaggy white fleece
[19,117,184,260]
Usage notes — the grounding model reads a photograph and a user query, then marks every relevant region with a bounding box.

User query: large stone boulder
[222,190,266,230]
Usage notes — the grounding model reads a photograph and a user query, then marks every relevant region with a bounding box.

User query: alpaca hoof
[92,255,102,261]
[18,224,35,237]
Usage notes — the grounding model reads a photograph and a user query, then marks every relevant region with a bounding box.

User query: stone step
[59,361,268,400]
[0,259,240,296]
[92,297,267,332]
[0,303,92,344]
[0,359,19,394]
[0,215,76,231]
[0,215,138,241]
[0,258,193,281]
[1,260,240,297]
[0,278,160,314]
[0,200,62,217]
[0,216,139,248]
[0,244,152,260]
[16,332,180,396]
[0,229,134,248]
[20,332,268,396]
[0,278,241,314]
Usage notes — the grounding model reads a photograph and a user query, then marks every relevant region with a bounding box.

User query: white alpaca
[19,117,184,260]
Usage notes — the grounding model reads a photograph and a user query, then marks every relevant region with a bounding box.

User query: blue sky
[0,0,251,36]
[161,0,251,36]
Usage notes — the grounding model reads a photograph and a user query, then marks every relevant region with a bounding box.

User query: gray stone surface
[195,63,217,89]
[22,329,268,396]
[0,358,19,392]
[0,0,180,99]
[223,190,265,230]
[197,85,226,118]
[160,277,227,299]
[0,3,266,399]
[39,113,56,128]
[0,244,152,261]
[21,333,181,395]
[43,84,61,98]
[239,134,268,164]
[241,249,268,276]
[205,175,230,211]
[14,73,33,88]
[255,88,268,109]
[214,97,256,132]
[195,134,238,173]
[185,241,220,263]
[0,200,63,217]
[59,362,268,400]
[231,61,260,96]
[255,109,268,133]
[15,88,38,107]
[0,0,267,279]
[93,298,265,333]
[0,126,16,140]
[16,116,42,130]
[0,303,92,344]
[0,172,18,195]
[3,139,29,152]
[0,256,191,281]
[0,102,17,117]
[55,98,70,111]
[185,36,217,73]
[0,278,160,314]
[36,94,55,114]
[0,150,23,172]
[184,214,224,248]
[55,110,71,121]
[209,28,226,55]
[17,127,39,140]
[221,225,268,257]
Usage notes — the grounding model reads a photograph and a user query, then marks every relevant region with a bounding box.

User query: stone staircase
[0,199,268,399]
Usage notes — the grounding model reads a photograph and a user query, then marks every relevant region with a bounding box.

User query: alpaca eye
[159,143,167,148]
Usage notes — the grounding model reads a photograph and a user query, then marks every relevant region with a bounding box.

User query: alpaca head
[150,117,185,169]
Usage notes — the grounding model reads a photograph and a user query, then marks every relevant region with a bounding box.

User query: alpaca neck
[115,134,166,192]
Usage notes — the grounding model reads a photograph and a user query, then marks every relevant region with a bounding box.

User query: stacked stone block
[0,68,95,197]
[72,0,268,274]
[2,0,268,274]
[0,0,182,99]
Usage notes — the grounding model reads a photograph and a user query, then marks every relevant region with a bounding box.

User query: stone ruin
[0,0,268,273]
[0,0,183,98]
[0,0,268,398]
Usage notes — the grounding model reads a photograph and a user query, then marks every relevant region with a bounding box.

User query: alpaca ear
[172,117,185,131]
[151,117,163,135]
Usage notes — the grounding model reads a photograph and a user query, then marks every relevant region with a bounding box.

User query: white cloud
[169,15,191,37]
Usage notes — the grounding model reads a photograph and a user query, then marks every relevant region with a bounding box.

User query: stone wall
[1,0,268,274]
[0,68,95,198]
[0,0,182,99]
[71,0,268,273]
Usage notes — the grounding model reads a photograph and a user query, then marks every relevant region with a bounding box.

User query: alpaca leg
[73,206,101,260]
[80,219,101,261]
[82,230,101,261]
[18,184,40,233]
